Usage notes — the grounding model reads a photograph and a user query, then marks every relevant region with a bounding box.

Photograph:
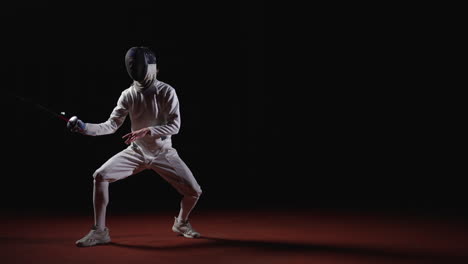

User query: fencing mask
[125,47,157,90]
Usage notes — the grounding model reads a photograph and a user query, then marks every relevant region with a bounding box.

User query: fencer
[70,47,202,247]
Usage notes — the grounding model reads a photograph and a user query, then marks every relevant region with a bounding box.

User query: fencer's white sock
[177,195,199,222]
[93,180,109,231]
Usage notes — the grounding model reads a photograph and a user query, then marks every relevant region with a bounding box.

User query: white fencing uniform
[84,79,202,222]
[74,48,201,246]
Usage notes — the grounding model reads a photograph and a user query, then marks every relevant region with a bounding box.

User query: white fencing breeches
[92,146,202,228]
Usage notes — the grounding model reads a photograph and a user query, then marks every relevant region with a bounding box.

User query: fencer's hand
[122,127,150,145]
[67,116,86,133]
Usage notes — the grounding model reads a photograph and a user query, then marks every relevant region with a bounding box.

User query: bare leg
[93,179,109,231]
[76,147,145,247]
[151,148,202,222]
[177,194,200,222]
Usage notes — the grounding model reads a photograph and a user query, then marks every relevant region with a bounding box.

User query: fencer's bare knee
[189,186,202,200]
[93,170,110,183]
[180,184,202,200]
[195,188,202,198]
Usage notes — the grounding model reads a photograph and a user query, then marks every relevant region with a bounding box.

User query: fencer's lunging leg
[89,148,145,231]
[93,177,109,231]
[178,190,202,222]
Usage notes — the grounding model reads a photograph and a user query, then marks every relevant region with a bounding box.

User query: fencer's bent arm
[148,89,181,137]
[83,92,129,136]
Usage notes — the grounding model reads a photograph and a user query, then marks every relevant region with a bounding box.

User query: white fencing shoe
[75,225,111,247]
[172,217,201,238]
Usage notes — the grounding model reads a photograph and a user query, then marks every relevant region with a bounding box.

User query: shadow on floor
[1,235,466,262]
[110,236,467,262]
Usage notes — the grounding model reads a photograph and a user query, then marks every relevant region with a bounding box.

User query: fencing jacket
[84,79,181,156]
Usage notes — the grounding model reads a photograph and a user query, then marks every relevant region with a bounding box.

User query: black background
[1,3,465,216]
[1,3,268,213]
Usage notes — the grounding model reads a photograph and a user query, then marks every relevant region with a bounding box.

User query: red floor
[1,209,468,264]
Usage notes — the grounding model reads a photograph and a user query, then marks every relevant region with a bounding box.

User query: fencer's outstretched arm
[84,92,129,136]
